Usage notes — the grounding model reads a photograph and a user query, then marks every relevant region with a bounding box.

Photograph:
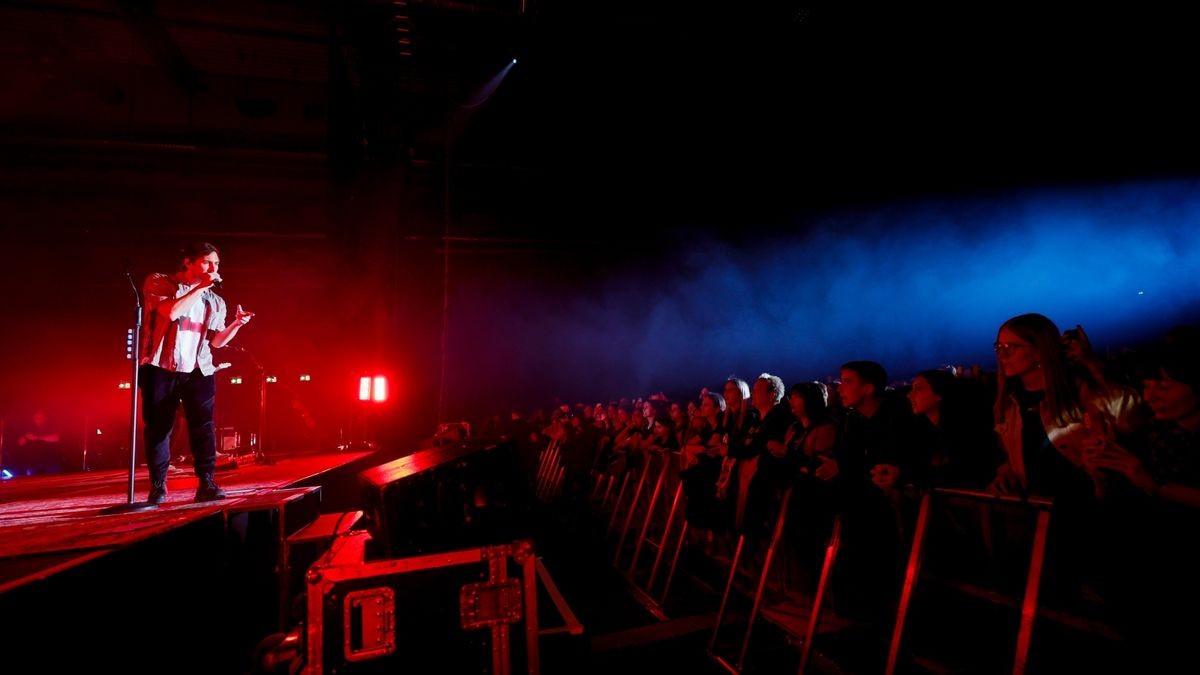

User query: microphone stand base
[101,501,160,514]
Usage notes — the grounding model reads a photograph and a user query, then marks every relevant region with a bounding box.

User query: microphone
[213,279,223,290]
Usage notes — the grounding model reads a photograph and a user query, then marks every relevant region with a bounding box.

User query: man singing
[139,242,255,504]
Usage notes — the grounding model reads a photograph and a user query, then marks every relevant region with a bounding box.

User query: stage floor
[0,451,371,591]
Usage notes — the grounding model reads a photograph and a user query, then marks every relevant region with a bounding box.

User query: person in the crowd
[12,409,64,476]
[714,377,758,504]
[668,401,689,449]
[990,313,1154,618]
[680,391,727,536]
[908,369,1000,488]
[738,373,795,537]
[646,414,679,452]
[1081,334,1200,672]
[779,382,840,590]
[989,313,1143,498]
[829,360,917,623]
[990,314,1074,495]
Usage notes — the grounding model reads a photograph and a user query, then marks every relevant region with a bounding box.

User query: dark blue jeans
[139,365,216,484]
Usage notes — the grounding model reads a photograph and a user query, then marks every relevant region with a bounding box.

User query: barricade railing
[622,453,687,619]
[612,450,665,566]
[606,463,640,533]
[534,439,560,500]
[885,487,1055,675]
[614,449,672,568]
[705,485,846,674]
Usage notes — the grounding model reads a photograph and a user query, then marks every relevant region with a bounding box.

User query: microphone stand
[102,267,158,513]
[224,345,272,466]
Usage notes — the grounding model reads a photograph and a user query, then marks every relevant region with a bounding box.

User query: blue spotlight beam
[448,180,1200,404]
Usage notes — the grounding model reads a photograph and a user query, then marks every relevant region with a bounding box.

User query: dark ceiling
[5,1,1200,233]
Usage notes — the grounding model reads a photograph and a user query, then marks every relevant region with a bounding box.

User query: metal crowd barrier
[885,487,1055,675]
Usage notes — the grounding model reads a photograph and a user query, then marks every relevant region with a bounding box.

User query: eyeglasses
[993,341,1032,354]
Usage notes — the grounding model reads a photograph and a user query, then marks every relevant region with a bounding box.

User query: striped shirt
[139,273,227,375]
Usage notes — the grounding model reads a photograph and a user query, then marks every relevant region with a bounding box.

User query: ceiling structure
[4,2,1200,234]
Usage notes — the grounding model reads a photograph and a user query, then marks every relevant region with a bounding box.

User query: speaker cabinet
[358,440,532,558]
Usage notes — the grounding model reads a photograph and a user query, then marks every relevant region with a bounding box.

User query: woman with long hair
[990,313,1094,497]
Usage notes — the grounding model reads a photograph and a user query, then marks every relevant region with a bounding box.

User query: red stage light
[359,375,389,403]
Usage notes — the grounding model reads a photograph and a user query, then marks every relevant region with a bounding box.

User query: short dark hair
[841,360,887,398]
[916,369,956,398]
[1142,336,1200,390]
[788,382,831,424]
[179,242,220,269]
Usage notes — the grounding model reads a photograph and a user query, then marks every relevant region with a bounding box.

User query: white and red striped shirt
[139,272,228,375]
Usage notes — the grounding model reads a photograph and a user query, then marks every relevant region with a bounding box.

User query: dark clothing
[680,420,725,530]
[714,405,759,529]
[1013,387,1092,498]
[1094,421,1200,671]
[681,455,725,530]
[739,403,794,461]
[562,424,602,476]
[829,393,917,624]
[835,392,920,492]
[9,424,64,476]
[1016,389,1060,495]
[139,364,217,484]
[740,403,797,538]
[1144,421,1200,487]
[915,416,1003,489]
[723,405,760,459]
[1005,387,1100,614]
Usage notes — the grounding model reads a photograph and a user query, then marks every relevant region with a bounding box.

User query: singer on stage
[139,242,255,504]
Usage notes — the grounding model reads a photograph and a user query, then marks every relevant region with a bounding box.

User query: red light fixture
[359,375,389,403]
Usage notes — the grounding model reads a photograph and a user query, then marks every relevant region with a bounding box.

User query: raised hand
[233,304,255,326]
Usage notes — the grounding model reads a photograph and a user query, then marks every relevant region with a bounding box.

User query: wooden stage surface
[0,451,371,592]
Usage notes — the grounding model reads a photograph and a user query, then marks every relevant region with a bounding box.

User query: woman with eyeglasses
[989,313,1142,498]
[988,313,1150,626]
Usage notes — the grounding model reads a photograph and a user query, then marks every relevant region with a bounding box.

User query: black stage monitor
[359,439,531,558]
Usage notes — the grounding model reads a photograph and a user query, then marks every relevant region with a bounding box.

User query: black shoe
[148,482,167,505]
[195,476,227,502]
